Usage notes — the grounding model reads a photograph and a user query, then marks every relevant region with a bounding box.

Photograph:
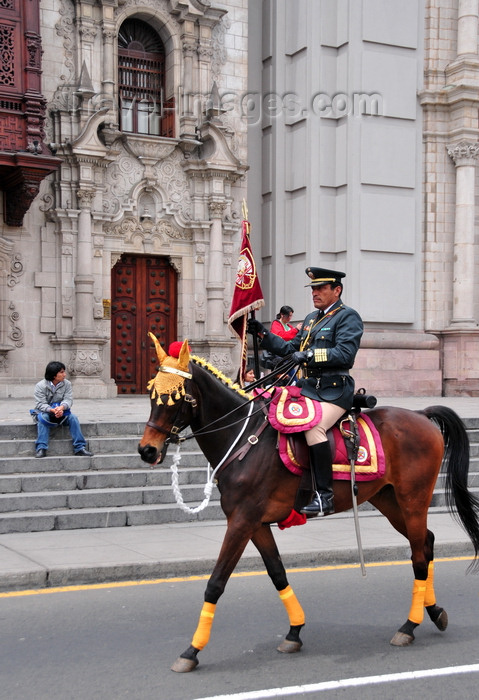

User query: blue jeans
[35,413,87,452]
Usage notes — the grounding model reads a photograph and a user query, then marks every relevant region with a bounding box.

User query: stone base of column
[353,330,442,396]
[191,339,237,379]
[441,329,479,396]
[50,336,117,398]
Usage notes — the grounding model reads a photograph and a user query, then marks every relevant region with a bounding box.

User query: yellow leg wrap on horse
[424,562,436,607]
[279,585,305,626]
[191,602,216,650]
[408,579,427,624]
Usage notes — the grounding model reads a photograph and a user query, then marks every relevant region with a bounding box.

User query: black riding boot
[300,441,335,516]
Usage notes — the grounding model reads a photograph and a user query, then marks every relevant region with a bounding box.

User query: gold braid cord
[147,347,253,406]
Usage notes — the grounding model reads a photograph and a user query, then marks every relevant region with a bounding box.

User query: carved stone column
[102,28,115,103]
[457,0,479,55]
[446,140,479,327]
[75,188,95,336]
[180,40,198,141]
[206,200,226,337]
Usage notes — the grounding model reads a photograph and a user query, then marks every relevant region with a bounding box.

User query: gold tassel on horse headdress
[147,335,191,405]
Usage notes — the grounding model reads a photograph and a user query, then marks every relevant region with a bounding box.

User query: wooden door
[111,255,177,394]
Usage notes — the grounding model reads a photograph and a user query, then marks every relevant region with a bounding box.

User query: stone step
[0,416,477,534]
[0,501,225,534]
[0,421,149,440]
[0,449,206,474]
[0,466,213,493]
[0,483,218,513]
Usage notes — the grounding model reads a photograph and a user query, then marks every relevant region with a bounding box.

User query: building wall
[2,0,479,399]
[0,0,250,398]
[248,0,479,396]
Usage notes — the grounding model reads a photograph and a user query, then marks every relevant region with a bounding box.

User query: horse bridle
[146,366,197,444]
[146,355,298,447]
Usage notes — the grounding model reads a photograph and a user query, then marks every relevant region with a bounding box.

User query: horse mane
[191,355,253,400]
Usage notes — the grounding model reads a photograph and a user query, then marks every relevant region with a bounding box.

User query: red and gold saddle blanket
[260,384,386,480]
[260,386,322,432]
[278,413,385,480]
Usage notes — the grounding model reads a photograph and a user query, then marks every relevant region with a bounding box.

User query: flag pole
[250,309,261,382]
[228,200,265,386]
[241,201,261,382]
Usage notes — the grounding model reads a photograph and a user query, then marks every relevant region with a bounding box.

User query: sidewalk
[0,511,474,592]
[0,394,478,592]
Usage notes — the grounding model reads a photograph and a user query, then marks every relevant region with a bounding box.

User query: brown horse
[138,337,479,673]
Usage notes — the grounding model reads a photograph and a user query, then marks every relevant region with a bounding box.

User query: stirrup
[300,491,334,517]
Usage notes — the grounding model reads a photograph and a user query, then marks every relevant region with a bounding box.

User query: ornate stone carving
[104,216,192,243]
[154,151,192,219]
[8,302,24,348]
[447,141,479,166]
[208,200,226,218]
[67,349,104,377]
[7,254,24,287]
[211,16,231,83]
[77,188,96,208]
[126,136,178,164]
[55,0,75,84]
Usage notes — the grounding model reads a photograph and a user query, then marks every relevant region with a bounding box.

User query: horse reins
[146,356,298,445]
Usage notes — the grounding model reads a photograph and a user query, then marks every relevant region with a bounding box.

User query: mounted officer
[248,267,364,516]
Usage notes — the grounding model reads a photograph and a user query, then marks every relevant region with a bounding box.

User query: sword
[340,416,367,577]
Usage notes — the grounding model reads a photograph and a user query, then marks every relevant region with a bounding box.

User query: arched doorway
[111,254,177,394]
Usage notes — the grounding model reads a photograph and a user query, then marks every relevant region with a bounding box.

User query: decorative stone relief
[7,254,24,287]
[154,150,192,220]
[195,242,206,263]
[447,141,479,166]
[104,216,192,244]
[67,348,104,377]
[104,144,144,216]
[208,350,232,375]
[55,0,76,85]
[195,294,206,321]
[8,302,23,348]
[211,15,231,84]
[116,0,179,31]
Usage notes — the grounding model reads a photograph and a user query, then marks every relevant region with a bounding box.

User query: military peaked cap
[304,267,346,287]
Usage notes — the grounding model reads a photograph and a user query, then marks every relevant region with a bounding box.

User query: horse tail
[424,405,479,570]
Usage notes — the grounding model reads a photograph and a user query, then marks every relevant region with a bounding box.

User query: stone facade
[1,0,479,398]
[0,0,249,398]
[247,0,479,396]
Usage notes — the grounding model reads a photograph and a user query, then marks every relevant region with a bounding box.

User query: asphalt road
[1,558,478,700]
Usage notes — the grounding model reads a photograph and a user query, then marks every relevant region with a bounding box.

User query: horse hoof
[434,609,448,632]
[390,631,414,647]
[277,639,303,653]
[171,656,199,673]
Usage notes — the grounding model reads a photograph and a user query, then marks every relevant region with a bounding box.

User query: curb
[0,540,475,593]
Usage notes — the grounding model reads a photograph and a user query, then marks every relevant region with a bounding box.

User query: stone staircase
[0,421,222,534]
[0,418,478,534]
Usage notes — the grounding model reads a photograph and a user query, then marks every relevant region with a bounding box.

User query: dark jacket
[260,300,363,409]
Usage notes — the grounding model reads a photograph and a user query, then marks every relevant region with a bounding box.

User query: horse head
[138,335,194,464]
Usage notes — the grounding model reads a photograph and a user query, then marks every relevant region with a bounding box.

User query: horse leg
[251,524,305,653]
[171,518,257,673]
[368,487,447,646]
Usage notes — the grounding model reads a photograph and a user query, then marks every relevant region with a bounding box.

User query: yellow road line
[0,556,473,599]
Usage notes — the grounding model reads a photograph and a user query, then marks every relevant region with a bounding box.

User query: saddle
[260,386,384,530]
[266,386,384,480]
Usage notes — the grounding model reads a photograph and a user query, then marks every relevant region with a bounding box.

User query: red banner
[228,217,264,385]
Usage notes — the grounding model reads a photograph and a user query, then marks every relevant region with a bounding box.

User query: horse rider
[248,266,364,516]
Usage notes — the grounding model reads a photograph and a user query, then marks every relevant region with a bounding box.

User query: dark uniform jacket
[260,300,363,410]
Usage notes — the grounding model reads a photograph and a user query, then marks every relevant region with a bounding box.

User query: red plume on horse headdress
[168,340,191,358]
